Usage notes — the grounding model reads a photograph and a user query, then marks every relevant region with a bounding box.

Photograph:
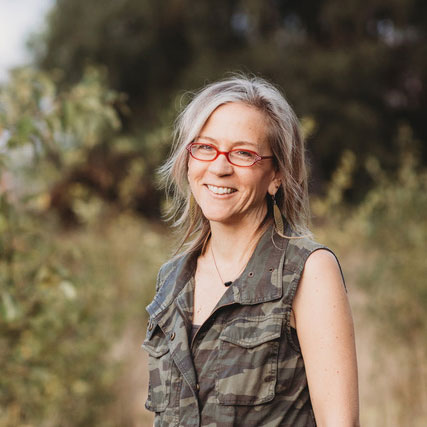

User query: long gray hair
[159,74,311,254]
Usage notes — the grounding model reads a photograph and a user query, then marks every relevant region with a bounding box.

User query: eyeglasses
[187,142,274,167]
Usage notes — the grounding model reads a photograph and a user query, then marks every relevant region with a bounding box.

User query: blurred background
[0,0,426,426]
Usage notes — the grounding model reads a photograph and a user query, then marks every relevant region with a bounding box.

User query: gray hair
[159,74,311,254]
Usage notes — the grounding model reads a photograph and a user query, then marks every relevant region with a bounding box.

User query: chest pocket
[141,321,171,412]
[216,314,283,406]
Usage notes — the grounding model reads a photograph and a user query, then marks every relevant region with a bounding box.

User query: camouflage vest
[142,224,339,426]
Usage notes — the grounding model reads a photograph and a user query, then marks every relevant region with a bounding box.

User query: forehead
[199,102,269,147]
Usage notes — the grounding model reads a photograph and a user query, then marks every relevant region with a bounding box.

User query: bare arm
[293,249,360,427]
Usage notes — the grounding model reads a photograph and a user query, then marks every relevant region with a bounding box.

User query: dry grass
[315,223,427,427]
[54,213,168,427]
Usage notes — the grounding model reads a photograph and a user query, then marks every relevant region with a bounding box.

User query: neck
[208,211,271,265]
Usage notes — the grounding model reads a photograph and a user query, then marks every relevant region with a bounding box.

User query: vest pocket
[216,315,282,406]
[141,323,171,412]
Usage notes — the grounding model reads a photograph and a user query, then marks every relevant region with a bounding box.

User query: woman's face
[187,102,280,227]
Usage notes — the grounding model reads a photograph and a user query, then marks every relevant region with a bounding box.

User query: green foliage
[0,66,121,177]
[0,66,168,226]
[0,228,116,426]
[35,0,427,201]
[0,68,170,426]
[0,211,167,426]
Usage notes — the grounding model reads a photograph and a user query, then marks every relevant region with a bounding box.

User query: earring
[189,193,197,223]
[272,194,284,235]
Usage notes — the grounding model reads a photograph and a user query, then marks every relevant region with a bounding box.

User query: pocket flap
[219,315,282,348]
[141,322,170,357]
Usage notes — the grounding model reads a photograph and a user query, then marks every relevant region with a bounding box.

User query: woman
[142,76,359,426]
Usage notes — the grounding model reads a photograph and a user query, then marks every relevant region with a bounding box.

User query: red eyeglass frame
[186,142,274,167]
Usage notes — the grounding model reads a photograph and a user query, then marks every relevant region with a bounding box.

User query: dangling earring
[272,194,284,235]
[189,193,197,223]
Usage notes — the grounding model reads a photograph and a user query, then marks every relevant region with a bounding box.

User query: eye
[233,149,256,159]
[193,143,214,151]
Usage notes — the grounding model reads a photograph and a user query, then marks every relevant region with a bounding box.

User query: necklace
[210,243,248,287]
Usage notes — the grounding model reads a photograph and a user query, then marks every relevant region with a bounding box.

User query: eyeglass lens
[190,143,258,166]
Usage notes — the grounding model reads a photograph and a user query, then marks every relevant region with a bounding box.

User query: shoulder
[156,250,195,292]
[295,248,347,311]
[304,249,341,276]
[156,255,182,290]
[283,232,327,273]
[157,256,181,282]
[280,226,346,303]
[281,225,343,276]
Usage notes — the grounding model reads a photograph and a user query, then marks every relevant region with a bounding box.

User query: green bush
[0,68,165,426]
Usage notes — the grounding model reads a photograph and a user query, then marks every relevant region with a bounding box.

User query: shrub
[312,128,427,426]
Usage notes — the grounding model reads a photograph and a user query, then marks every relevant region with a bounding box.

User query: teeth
[207,185,236,195]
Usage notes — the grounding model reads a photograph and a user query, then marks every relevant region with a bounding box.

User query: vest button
[170,332,176,341]
[196,383,200,391]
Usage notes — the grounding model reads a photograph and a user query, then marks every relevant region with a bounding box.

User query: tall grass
[312,134,427,426]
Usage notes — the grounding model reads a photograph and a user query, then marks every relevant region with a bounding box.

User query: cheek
[187,159,197,181]
[250,171,275,195]
[187,159,204,188]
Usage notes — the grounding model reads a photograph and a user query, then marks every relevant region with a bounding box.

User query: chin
[200,209,235,224]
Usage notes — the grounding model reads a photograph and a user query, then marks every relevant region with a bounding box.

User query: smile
[206,184,237,195]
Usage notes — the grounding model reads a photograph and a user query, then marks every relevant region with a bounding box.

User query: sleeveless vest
[142,224,342,426]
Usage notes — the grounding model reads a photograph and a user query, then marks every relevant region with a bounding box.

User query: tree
[34,0,427,201]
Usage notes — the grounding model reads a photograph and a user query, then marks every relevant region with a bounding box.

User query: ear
[268,172,282,196]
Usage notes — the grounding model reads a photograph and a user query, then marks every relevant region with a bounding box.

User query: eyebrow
[195,135,260,149]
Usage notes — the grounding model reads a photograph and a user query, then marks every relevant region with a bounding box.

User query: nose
[208,152,234,175]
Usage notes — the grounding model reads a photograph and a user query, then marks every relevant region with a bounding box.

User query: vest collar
[147,224,289,322]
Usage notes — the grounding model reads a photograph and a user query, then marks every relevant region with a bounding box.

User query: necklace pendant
[224,281,233,287]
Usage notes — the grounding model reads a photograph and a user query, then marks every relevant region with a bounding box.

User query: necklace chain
[210,243,249,287]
